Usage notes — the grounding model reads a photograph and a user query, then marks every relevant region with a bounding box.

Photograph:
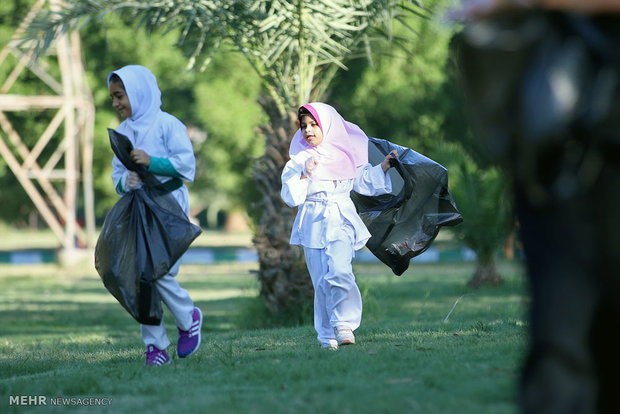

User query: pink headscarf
[289,102,369,181]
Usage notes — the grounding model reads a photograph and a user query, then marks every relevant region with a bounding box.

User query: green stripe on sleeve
[148,156,181,177]
[116,179,124,194]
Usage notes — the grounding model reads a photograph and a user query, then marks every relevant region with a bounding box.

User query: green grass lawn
[0,260,528,414]
[0,227,255,250]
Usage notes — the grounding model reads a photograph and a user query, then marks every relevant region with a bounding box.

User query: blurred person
[452,1,620,413]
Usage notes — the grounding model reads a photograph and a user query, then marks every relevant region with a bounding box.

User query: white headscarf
[107,65,162,142]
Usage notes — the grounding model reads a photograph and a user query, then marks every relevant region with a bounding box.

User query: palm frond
[20,0,428,113]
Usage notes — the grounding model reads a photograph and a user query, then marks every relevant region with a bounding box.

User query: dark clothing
[517,161,620,414]
[453,10,620,414]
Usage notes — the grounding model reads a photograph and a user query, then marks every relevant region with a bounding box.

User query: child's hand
[130,149,151,167]
[304,157,319,177]
[125,171,142,190]
[381,150,398,172]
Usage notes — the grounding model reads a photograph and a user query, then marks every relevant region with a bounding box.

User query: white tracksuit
[281,160,392,347]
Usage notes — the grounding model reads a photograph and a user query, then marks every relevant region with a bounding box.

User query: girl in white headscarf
[108,65,202,366]
[281,102,397,349]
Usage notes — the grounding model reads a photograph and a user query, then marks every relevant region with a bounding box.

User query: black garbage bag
[95,128,202,325]
[351,137,462,276]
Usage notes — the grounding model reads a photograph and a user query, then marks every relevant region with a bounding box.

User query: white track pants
[303,229,362,347]
[140,261,194,350]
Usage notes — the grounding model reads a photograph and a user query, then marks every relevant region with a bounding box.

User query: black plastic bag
[351,137,462,275]
[95,129,201,325]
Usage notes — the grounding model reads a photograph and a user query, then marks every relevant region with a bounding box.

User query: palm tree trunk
[251,97,313,314]
[467,256,503,288]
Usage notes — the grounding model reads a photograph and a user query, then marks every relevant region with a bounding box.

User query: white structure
[0,0,95,262]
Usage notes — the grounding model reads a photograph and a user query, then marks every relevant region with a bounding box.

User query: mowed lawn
[0,260,529,414]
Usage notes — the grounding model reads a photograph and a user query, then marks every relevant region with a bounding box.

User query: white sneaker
[335,328,355,346]
[321,339,339,350]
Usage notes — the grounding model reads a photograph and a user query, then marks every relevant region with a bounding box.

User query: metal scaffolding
[0,0,95,262]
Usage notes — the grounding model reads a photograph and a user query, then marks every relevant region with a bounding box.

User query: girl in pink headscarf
[281,102,397,349]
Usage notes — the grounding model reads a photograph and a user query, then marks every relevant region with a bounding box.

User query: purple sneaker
[177,307,203,358]
[145,345,171,366]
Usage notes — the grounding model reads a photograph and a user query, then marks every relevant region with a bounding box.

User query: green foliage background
[0,0,514,259]
[1,0,266,226]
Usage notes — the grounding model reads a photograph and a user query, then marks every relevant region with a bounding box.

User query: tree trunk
[250,97,314,314]
[467,256,503,288]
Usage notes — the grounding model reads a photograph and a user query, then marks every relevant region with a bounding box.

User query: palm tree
[448,150,514,287]
[24,0,428,315]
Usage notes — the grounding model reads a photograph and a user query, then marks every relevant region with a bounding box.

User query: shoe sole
[146,357,172,367]
[151,359,172,367]
[179,307,203,358]
[336,329,355,346]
